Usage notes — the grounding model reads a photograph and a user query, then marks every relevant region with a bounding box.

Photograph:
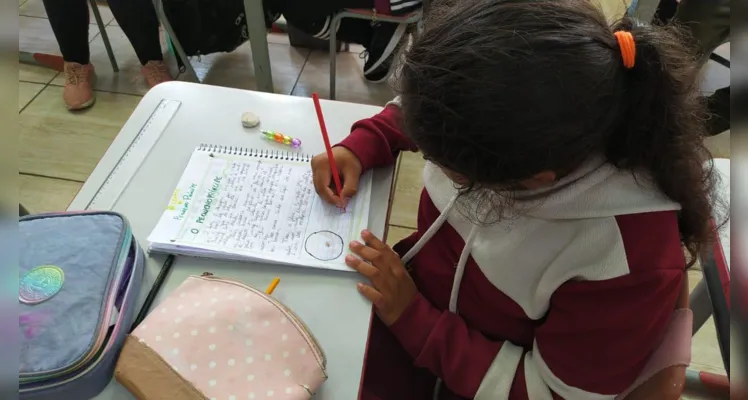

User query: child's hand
[311,146,363,208]
[345,229,418,326]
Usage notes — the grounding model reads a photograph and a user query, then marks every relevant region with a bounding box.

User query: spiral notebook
[147,144,373,272]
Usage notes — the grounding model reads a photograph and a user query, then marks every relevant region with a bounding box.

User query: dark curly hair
[396,0,717,266]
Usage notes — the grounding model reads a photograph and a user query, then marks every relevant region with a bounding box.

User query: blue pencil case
[19,211,145,399]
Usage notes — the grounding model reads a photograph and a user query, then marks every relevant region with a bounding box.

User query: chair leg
[329,15,342,100]
[152,0,199,81]
[700,256,731,375]
[89,0,119,72]
[243,0,274,93]
[626,0,660,22]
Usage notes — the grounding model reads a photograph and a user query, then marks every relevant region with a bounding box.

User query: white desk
[68,82,394,399]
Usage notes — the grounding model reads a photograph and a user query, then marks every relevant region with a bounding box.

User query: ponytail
[605,18,718,266]
[394,0,719,262]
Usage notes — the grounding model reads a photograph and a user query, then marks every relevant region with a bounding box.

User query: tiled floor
[19,0,728,396]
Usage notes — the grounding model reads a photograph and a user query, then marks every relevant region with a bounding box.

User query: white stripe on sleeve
[474,342,524,400]
[391,0,422,11]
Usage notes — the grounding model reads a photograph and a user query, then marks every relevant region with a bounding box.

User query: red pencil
[311,93,345,208]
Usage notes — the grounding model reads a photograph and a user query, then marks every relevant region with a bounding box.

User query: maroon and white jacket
[339,99,685,399]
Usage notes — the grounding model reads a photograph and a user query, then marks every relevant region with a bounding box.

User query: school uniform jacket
[338,98,685,399]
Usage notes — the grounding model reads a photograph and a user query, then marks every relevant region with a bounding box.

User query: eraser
[241,112,260,128]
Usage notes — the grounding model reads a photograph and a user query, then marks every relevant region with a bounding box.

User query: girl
[42,0,173,110]
[311,0,715,398]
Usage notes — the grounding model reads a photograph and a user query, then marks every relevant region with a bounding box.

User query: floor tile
[689,254,701,271]
[20,174,83,213]
[389,151,425,229]
[178,42,310,95]
[20,0,115,26]
[267,33,291,46]
[18,81,46,111]
[681,388,726,400]
[386,225,416,246]
[713,42,729,61]
[687,269,702,292]
[51,25,174,96]
[20,16,100,57]
[700,60,730,95]
[20,86,142,181]
[705,131,730,159]
[292,49,395,105]
[691,316,727,374]
[19,62,59,84]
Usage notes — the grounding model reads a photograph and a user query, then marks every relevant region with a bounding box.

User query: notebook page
[148,149,372,271]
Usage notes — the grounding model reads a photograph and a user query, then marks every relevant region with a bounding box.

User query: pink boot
[141,60,174,88]
[63,62,96,111]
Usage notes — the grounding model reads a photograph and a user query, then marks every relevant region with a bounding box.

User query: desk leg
[244,0,274,93]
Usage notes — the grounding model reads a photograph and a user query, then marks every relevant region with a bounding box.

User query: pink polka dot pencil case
[115,273,327,399]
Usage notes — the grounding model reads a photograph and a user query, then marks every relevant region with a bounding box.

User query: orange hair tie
[614,31,636,69]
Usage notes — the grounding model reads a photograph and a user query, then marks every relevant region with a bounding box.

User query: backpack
[162,0,279,64]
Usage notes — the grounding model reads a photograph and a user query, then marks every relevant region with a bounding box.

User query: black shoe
[363,22,407,82]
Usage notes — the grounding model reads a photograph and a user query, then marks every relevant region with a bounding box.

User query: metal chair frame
[328,9,422,100]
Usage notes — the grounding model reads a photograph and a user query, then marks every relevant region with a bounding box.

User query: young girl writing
[310,0,715,398]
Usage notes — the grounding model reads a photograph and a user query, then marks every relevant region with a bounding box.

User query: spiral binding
[197,143,312,162]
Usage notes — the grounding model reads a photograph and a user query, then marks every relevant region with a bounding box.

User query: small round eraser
[241,112,260,128]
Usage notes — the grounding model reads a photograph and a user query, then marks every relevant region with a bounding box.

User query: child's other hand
[345,229,418,326]
[311,146,363,208]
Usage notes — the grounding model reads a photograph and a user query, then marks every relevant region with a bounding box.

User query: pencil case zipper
[198,273,327,371]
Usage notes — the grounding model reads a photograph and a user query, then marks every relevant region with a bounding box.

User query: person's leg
[359,20,408,82]
[42,0,90,64]
[280,0,376,40]
[41,0,96,110]
[674,0,730,136]
[280,0,416,82]
[107,0,173,87]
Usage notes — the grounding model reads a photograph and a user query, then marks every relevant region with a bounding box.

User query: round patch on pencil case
[19,265,65,304]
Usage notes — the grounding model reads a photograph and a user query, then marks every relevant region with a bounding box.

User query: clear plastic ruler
[87,99,181,210]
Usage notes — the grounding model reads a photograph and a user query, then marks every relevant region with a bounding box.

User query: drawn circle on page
[303,231,344,261]
[19,265,65,304]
